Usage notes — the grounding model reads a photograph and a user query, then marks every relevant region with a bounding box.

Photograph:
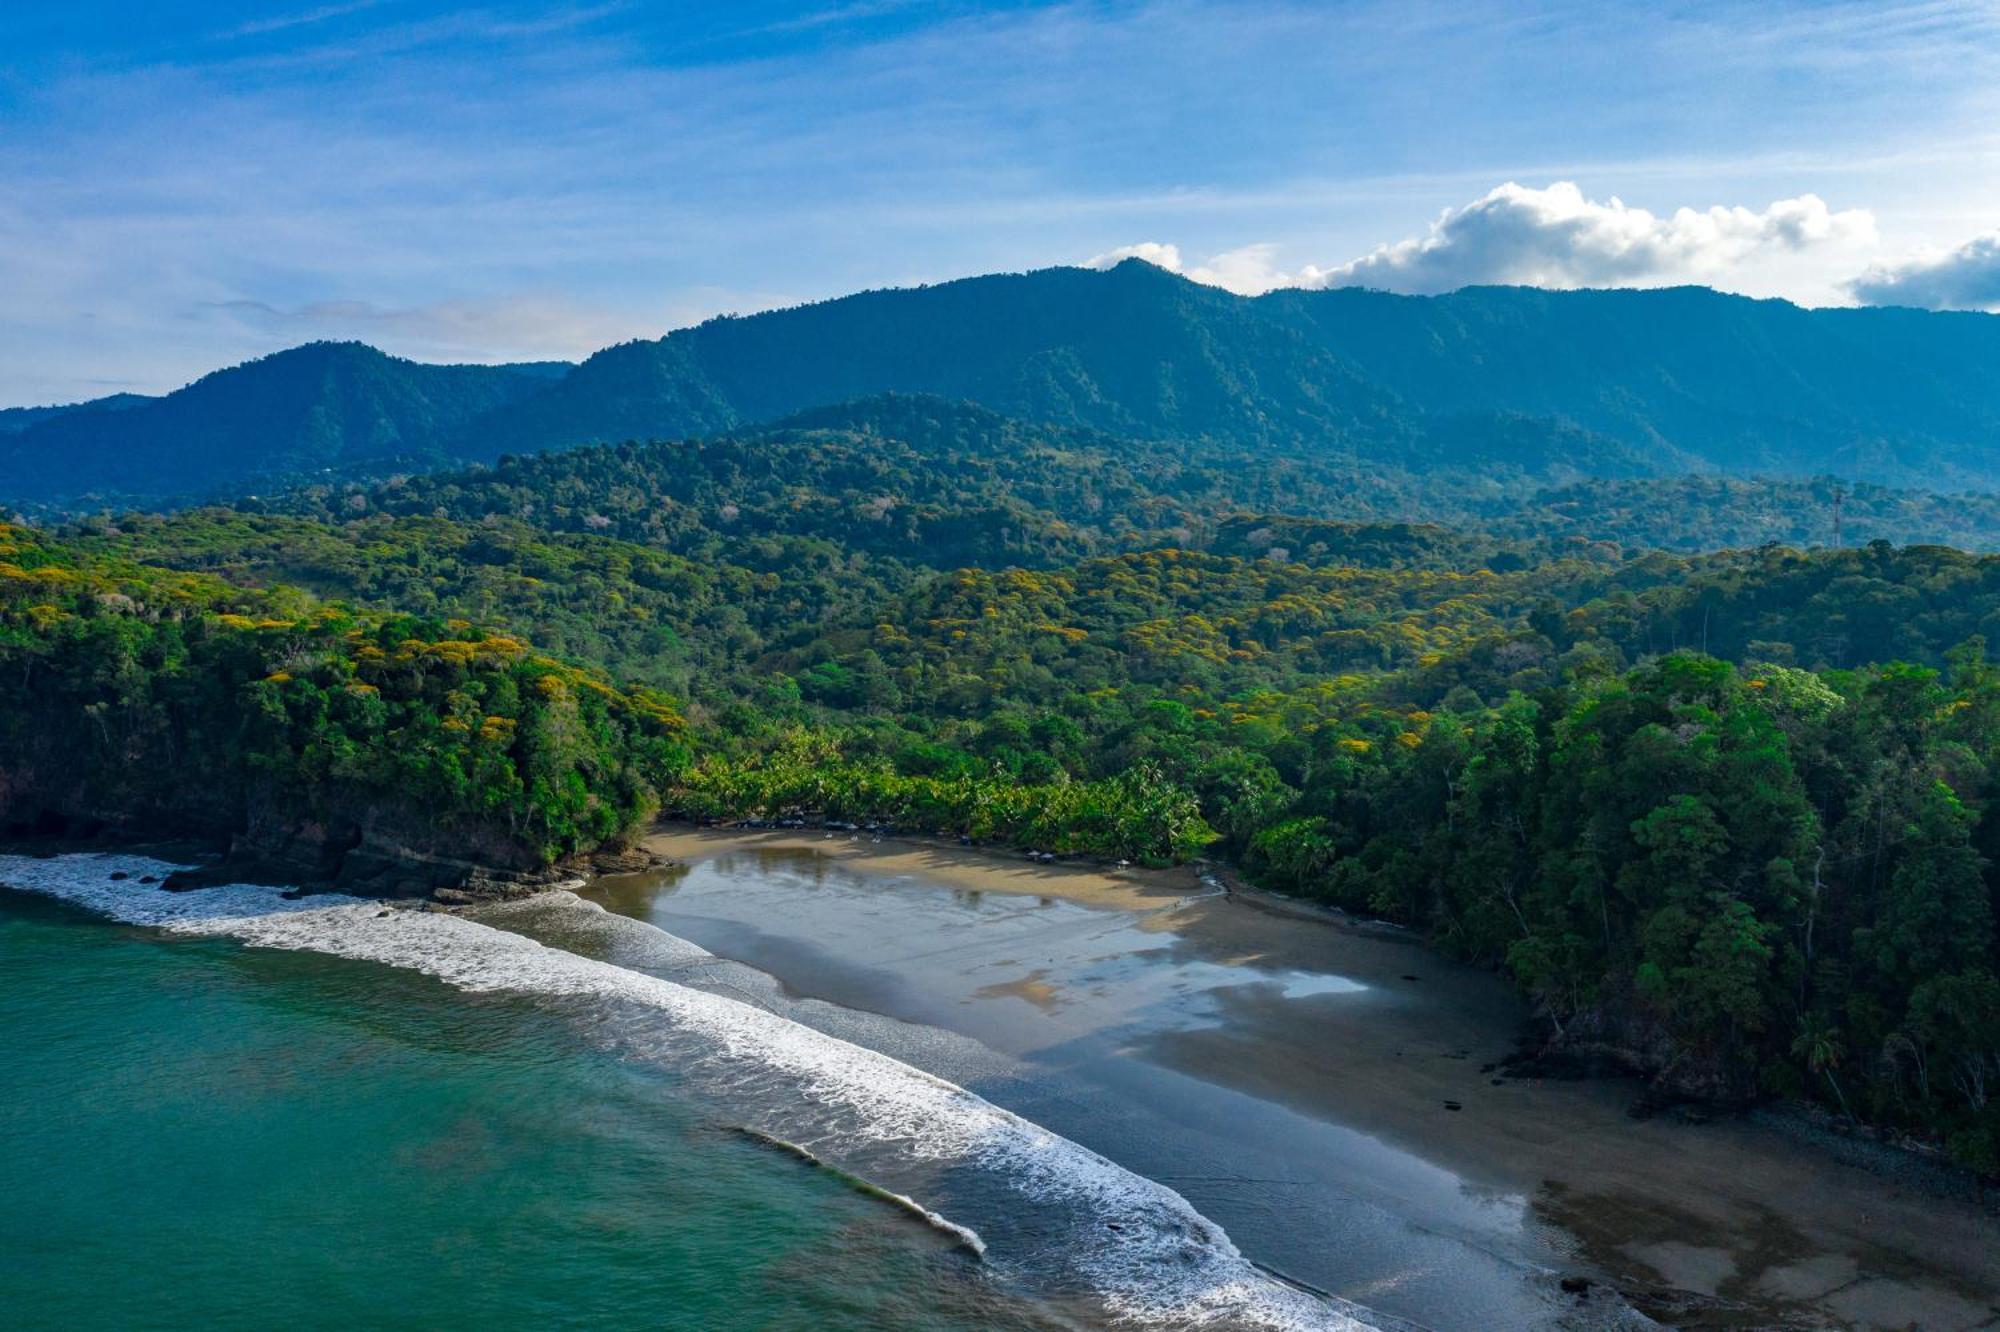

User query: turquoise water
[0,889,1053,1332]
[0,855,1375,1332]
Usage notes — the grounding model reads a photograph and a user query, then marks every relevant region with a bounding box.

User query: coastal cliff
[0,781,668,902]
[0,524,686,901]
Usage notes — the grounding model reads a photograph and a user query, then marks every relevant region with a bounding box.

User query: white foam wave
[2,854,1378,1331]
[735,1126,988,1258]
[895,1192,987,1257]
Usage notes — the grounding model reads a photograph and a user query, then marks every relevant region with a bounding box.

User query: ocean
[0,853,1376,1332]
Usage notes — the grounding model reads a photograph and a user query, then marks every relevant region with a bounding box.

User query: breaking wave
[1,854,1380,1331]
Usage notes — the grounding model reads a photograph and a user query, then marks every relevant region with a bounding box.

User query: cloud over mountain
[1307,183,1877,294]
[1092,183,1878,298]
[1085,241,1291,295]
[1849,233,2000,311]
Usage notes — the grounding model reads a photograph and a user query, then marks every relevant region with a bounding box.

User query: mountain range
[5,259,2000,507]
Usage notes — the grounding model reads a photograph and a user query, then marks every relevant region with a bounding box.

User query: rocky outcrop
[33,789,680,904]
[1508,1000,1759,1110]
[580,844,670,875]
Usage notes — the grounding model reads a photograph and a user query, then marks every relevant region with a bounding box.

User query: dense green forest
[0,522,686,871]
[5,384,2000,1172]
[67,508,915,689]
[235,393,2000,556]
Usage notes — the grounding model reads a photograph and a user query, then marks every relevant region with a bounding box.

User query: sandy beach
[623,827,2000,1332]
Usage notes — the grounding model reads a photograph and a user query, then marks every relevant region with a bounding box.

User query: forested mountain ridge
[469,260,1415,458]
[0,342,568,504]
[464,262,2000,479]
[1267,283,2000,479]
[465,262,2000,486]
[10,263,2000,506]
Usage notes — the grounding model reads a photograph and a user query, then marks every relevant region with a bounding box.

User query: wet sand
[627,827,2000,1331]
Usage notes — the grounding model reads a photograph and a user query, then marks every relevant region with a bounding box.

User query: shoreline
[655,822,2000,1204]
[25,814,1996,1215]
[634,823,2000,1331]
[644,821,1203,907]
[15,823,1995,1325]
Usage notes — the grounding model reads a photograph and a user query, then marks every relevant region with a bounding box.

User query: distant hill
[0,343,567,504]
[0,392,153,435]
[8,261,2000,506]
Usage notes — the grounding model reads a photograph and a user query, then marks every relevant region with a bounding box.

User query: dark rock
[1443,1101,1463,1111]
[582,845,670,875]
[1514,1003,1760,1108]
[17,791,657,908]
[1560,1275,1592,1296]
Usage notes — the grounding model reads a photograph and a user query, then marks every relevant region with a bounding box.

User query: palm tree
[1791,1014,1854,1123]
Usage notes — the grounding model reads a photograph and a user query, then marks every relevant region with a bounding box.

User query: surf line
[0,853,1380,1332]
[731,1125,988,1258]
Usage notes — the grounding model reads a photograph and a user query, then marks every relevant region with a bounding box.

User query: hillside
[0,343,568,504]
[267,393,1480,567]
[255,393,2000,558]
[0,521,683,891]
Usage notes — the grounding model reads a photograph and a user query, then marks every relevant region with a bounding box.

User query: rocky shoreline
[156,838,674,904]
[0,824,675,906]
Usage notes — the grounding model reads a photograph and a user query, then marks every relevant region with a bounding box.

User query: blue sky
[4,0,1999,403]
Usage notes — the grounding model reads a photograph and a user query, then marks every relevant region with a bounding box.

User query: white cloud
[1299,182,1877,294]
[1849,232,2000,310]
[1089,182,1881,300]
[1086,241,1185,272]
[1084,240,1295,295]
[196,294,669,365]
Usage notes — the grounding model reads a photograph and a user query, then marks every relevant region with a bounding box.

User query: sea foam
[1,853,1379,1332]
